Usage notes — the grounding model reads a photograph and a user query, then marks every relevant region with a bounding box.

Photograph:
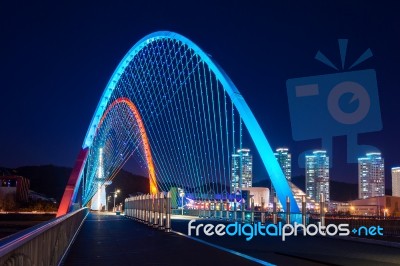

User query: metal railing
[171,195,312,226]
[0,207,89,266]
[125,192,171,232]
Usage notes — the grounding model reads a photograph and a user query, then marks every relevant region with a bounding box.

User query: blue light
[81,31,300,215]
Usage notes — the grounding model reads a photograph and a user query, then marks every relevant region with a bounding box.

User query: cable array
[82,38,243,205]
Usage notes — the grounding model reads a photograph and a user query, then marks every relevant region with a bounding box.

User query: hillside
[252,176,359,201]
[11,165,149,205]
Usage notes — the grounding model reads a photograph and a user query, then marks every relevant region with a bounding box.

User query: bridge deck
[63,212,261,266]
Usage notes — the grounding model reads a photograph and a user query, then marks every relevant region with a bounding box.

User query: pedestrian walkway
[62,212,262,266]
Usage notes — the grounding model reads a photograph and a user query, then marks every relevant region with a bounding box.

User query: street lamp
[110,189,120,212]
[384,208,388,219]
[350,206,355,215]
[107,195,111,212]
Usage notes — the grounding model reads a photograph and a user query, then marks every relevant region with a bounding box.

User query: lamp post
[110,189,120,212]
[107,195,111,212]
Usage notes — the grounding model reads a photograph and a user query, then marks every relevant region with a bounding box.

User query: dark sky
[1,1,399,186]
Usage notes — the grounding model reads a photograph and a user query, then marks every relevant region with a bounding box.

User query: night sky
[1,1,399,187]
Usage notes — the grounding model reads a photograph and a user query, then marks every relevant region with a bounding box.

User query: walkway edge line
[58,211,90,266]
[171,230,276,266]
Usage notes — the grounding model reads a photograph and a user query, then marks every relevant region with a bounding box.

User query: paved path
[171,219,400,266]
[63,213,400,265]
[63,213,263,265]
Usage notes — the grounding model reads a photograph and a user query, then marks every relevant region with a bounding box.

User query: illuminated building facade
[392,167,400,197]
[358,153,385,199]
[271,148,291,203]
[231,149,253,194]
[305,150,330,202]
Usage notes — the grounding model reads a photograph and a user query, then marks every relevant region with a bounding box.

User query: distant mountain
[8,165,149,205]
[15,165,72,203]
[105,169,149,202]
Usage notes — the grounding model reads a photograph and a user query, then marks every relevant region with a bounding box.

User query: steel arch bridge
[57,31,299,217]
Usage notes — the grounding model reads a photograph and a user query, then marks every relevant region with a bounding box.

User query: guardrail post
[261,211,265,225]
[219,199,223,219]
[153,193,159,228]
[225,199,230,220]
[233,198,237,221]
[250,197,254,224]
[165,191,171,232]
[302,195,307,226]
[199,200,203,218]
[320,193,325,227]
[140,195,144,222]
[142,195,146,223]
[146,194,150,224]
[149,194,152,224]
[207,200,211,218]
[213,200,217,218]
[241,200,245,223]
[159,192,165,230]
[286,196,291,225]
[273,196,277,224]
[135,196,138,220]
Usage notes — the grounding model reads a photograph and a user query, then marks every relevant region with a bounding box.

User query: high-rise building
[231,148,253,194]
[271,148,292,203]
[274,148,292,181]
[391,167,400,197]
[358,153,385,199]
[305,150,330,202]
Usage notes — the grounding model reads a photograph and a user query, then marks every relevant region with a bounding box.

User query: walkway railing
[172,195,312,226]
[0,207,88,266]
[125,192,172,232]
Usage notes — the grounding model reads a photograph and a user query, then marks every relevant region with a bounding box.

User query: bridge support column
[165,192,171,232]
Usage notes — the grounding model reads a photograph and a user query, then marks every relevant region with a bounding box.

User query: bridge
[0,31,399,266]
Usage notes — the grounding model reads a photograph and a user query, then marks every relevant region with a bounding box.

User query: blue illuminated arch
[82,31,299,213]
